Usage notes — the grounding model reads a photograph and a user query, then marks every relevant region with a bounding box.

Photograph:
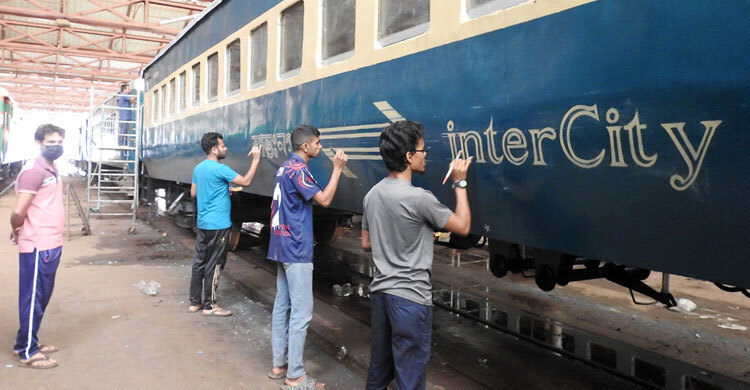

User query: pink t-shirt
[15,157,65,253]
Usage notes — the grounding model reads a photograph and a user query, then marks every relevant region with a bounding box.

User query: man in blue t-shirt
[189,132,261,316]
[117,84,135,146]
[267,125,347,389]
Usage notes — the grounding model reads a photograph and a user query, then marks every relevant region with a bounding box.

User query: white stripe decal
[24,249,40,359]
[319,132,382,140]
[318,123,389,133]
[322,149,358,178]
[333,147,380,153]
[345,155,382,160]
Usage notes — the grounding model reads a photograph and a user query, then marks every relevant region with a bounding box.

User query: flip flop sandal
[281,376,324,390]
[187,305,201,313]
[18,355,58,370]
[13,344,58,357]
[267,367,287,379]
[202,307,232,317]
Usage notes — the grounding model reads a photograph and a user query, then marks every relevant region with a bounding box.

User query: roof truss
[0,0,211,111]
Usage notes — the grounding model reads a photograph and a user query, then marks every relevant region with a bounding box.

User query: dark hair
[201,132,223,155]
[34,124,65,142]
[120,84,128,92]
[291,124,320,151]
[379,120,424,172]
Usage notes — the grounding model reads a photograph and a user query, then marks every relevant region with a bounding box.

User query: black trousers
[190,227,231,309]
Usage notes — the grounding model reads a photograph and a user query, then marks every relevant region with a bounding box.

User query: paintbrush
[442,150,464,185]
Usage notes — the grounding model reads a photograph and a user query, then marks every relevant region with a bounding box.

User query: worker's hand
[9,227,20,245]
[249,145,261,161]
[333,150,348,171]
[450,156,473,182]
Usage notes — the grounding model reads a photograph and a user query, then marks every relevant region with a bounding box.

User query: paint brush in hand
[442,150,464,185]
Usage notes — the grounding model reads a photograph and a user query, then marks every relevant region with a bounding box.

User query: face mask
[41,145,64,161]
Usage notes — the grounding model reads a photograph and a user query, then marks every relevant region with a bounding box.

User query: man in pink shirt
[9,124,66,369]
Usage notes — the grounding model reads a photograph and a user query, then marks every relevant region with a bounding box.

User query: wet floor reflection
[234,237,744,390]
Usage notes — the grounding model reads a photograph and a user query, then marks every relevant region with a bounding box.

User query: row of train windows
[152,0,525,122]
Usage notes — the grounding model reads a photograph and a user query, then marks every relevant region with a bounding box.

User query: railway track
[225,236,646,390]
[142,210,749,390]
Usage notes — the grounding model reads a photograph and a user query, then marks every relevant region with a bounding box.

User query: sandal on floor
[13,344,58,357]
[187,305,201,313]
[281,376,325,390]
[202,307,232,317]
[267,367,287,379]
[18,354,58,369]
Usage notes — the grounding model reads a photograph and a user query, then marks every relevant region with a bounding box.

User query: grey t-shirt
[362,177,453,306]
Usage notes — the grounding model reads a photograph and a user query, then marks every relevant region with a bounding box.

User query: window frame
[377,0,430,48]
[191,62,201,107]
[207,52,219,102]
[168,77,176,116]
[278,1,304,80]
[152,90,158,122]
[160,85,166,119]
[464,0,529,19]
[178,71,187,112]
[249,22,268,90]
[225,38,242,96]
[319,0,356,66]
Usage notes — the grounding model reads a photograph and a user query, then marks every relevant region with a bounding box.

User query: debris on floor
[133,280,161,296]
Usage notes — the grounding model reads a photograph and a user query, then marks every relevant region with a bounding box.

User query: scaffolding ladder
[85,87,141,228]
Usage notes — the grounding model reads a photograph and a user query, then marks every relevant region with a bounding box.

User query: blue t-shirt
[117,93,133,121]
[267,154,322,263]
[192,159,239,230]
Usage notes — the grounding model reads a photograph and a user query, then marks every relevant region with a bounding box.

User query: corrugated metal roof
[0,0,213,111]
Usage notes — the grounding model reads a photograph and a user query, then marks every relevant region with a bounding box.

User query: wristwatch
[452,179,468,189]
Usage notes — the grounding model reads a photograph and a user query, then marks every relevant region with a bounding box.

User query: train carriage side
[141,0,750,300]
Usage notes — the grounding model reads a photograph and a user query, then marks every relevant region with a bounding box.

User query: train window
[152,90,158,122]
[280,1,304,78]
[378,0,429,47]
[321,0,355,63]
[179,71,186,112]
[207,52,219,101]
[226,38,241,94]
[169,78,176,115]
[192,62,200,106]
[250,23,268,88]
[466,0,528,18]
[160,85,166,118]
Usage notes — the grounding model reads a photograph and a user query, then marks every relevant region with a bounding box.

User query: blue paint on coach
[142,0,750,287]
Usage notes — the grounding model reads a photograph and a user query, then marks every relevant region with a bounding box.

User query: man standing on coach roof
[189,132,261,316]
[10,124,67,369]
[267,125,347,390]
[362,120,473,390]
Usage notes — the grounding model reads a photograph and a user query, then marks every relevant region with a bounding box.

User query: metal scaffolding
[85,87,141,228]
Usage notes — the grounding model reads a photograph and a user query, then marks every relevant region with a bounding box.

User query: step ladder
[85,87,141,228]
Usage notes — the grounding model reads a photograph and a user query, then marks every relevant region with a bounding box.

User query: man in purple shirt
[267,125,347,390]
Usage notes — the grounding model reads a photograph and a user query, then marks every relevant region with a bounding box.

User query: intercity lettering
[444,104,720,191]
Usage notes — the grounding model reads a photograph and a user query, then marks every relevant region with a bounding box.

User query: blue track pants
[14,246,61,360]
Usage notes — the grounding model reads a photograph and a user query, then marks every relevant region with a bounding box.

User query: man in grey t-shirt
[362,120,472,390]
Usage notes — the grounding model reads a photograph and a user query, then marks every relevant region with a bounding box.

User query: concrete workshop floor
[0,183,363,390]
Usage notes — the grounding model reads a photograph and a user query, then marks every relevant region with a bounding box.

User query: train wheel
[632,268,651,281]
[449,234,483,250]
[228,222,242,252]
[535,264,557,292]
[556,255,575,286]
[583,259,600,270]
[489,254,508,278]
[314,219,339,244]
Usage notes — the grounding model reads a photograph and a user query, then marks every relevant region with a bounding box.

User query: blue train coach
[141,0,750,303]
